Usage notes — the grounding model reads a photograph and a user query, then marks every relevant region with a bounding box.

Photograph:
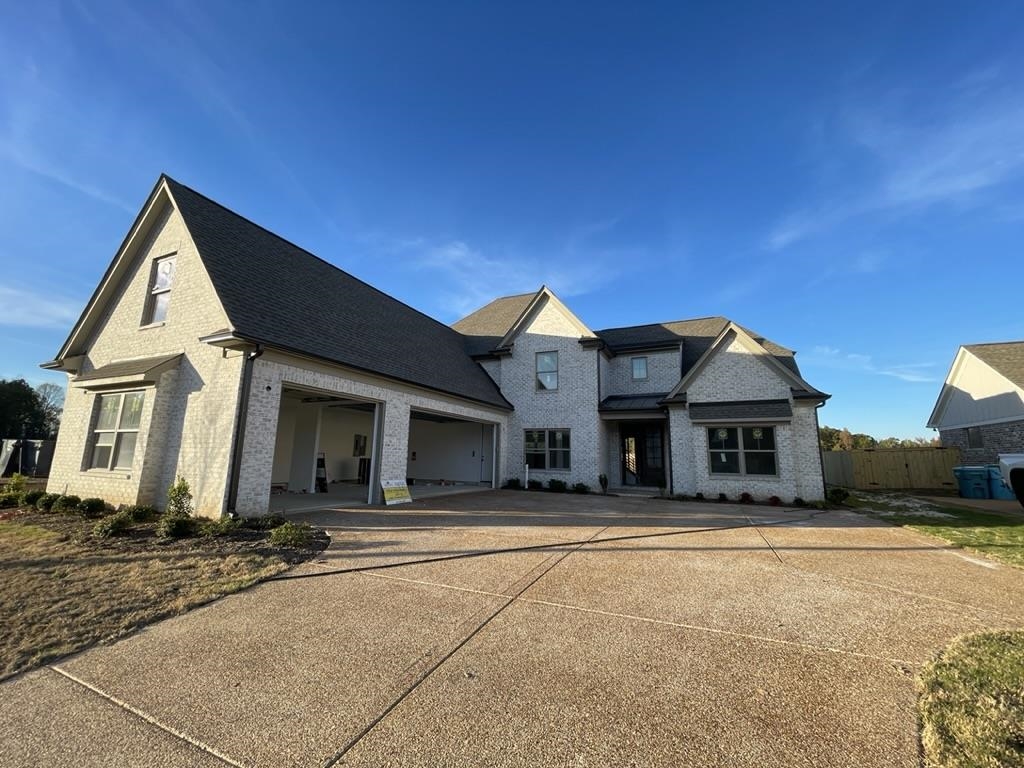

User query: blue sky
[2,1,1023,438]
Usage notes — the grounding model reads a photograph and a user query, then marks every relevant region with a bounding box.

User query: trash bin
[986,465,1017,501]
[952,466,990,499]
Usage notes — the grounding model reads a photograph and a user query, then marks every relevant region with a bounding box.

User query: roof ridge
[596,315,727,333]
[965,340,1024,348]
[161,174,468,341]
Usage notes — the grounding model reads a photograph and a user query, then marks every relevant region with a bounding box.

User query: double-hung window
[144,255,176,325]
[536,351,558,391]
[525,429,570,470]
[631,357,648,380]
[708,426,777,475]
[90,392,145,470]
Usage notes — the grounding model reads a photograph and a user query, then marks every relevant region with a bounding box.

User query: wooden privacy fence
[822,447,961,490]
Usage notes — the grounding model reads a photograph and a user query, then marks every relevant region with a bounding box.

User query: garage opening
[269,387,379,511]
[406,410,496,500]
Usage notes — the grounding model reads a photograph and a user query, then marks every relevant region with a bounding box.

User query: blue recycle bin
[952,466,990,499]
[986,465,1017,501]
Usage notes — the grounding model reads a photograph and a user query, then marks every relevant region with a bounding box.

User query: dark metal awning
[688,399,792,423]
[599,393,670,413]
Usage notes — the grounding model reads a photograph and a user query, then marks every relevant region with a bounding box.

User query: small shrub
[36,493,60,512]
[77,497,108,518]
[6,473,27,494]
[502,478,523,490]
[166,477,194,517]
[157,513,198,539]
[527,479,543,490]
[0,492,19,509]
[123,504,159,523]
[695,492,705,500]
[93,510,134,539]
[547,479,567,493]
[768,495,782,507]
[52,495,82,514]
[827,487,850,505]
[739,492,754,504]
[717,493,728,503]
[810,500,829,510]
[242,513,288,530]
[199,516,240,537]
[20,489,45,507]
[269,521,313,548]
[792,497,807,507]
[572,483,590,494]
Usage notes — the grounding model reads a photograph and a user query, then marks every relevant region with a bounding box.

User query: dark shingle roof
[965,342,1024,389]
[598,394,671,412]
[452,292,537,357]
[596,317,801,377]
[74,353,182,382]
[164,177,510,410]
[688,399,793,422]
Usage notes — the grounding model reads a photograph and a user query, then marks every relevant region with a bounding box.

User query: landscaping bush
[123,504,159,523]
[242,513,288,530]
[20,489,45,507]
[0,492,20,509]
[268,521,313,548]
[527,479,543,490]
[52,495,82,514]
[695,492,705,500]
[792,497,807,507]
[36,493,60,512]
[502,478,523,490]
[572,483,590,494]
[157,513,198,539]
[768,495,782,507]
[6,473,27,495]
[739,492,754,504]
[717,493,728,503]
[166,477,194,517]
[77,497,108,518]
[547,479,567,493]
[199,516,240,537]
[827,487,850,505]
[92,510,134,539]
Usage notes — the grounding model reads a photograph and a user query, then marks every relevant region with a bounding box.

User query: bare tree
[35,382,65,438]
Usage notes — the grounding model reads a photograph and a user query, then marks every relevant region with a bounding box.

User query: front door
[620,423,665,487]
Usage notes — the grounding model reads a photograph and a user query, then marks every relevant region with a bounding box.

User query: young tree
[35,382,64,438]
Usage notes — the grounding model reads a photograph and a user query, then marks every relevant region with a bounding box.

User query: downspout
[665,407,674,495]
[226,344,264,516]
[814,401,828,497]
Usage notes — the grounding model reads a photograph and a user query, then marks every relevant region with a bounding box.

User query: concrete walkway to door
[3,491,1023,767]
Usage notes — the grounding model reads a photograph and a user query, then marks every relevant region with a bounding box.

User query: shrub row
[502,478,591,494]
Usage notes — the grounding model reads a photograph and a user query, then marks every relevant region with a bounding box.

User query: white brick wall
[48,199,243,514]
[687,335,792,402]
[605,349,680,396]
[234,353,509,515]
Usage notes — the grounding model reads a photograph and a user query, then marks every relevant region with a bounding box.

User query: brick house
[43,176,829,516]
[927,342,1024,464]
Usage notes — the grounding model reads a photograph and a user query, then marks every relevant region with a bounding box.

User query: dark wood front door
[620,423,665,487]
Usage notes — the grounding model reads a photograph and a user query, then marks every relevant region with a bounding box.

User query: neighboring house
[43,176,829,517]
[927,342,1024,464]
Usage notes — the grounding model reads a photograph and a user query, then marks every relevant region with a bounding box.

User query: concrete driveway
[3,491,1022,767]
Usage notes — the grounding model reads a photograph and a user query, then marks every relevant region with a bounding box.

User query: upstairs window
[90,392,145,470]
[708,426,777,476]
[144,255,176,325]
[536,351,558,391]
[631,357,648,380]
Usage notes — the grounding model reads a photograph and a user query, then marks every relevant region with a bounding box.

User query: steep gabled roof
[155,177,510,410]
[964,341,1024,390]
[596,316,801,377]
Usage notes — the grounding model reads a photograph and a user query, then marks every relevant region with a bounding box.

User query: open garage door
[406,410,496,499]
[269,388,379,511]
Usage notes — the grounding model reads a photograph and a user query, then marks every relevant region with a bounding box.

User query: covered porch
[599,394,670,492]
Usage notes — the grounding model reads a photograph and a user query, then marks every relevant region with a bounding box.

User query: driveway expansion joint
[47,665,245,768]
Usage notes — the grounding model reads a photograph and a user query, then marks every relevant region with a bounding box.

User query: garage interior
[406,410,496,494]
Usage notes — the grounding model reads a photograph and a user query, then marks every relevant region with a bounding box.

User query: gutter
[226,344,264,516]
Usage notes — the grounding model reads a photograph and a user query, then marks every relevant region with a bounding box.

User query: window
[525,429,570,470]
[144,255,176,325]
[966,427,984,449]
[90,392,145,470]
[631,356,648,380]
[536,351,558,391]
[708,426,777,476]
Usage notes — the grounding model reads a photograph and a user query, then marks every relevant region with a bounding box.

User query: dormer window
[536,351,558,391]
[144,255,176,325]
[631,356,648,380]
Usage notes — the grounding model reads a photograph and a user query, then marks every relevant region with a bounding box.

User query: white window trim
[87,391,145,471]
[631,356,648,380]
[143,254,176,326]
[536,351,559,391]
[524,428,571,472]
[706,425,778,477]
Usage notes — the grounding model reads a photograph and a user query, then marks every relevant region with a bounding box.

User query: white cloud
[802,345,938,383]
[0,285,82,329]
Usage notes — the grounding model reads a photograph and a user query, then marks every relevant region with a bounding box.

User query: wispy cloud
[803,345,937,383]
[0,286,82,329]
[766,64,1024,250]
